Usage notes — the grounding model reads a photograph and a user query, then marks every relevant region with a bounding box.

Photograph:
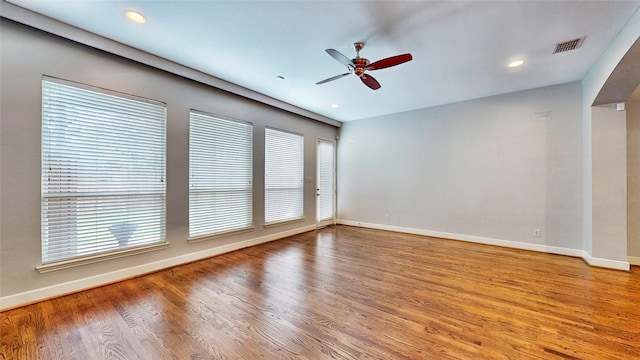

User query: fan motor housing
[353,58,370,76]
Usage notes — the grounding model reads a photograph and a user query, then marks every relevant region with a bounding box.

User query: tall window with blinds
[264,128,304,224]
[189,111,253,238]
[41,77,166,264]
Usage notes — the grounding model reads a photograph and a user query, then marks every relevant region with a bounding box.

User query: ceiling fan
[316,42,412,90]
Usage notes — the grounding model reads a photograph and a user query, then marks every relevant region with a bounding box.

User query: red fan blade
[366,53,412,71]
[316,73,351,85]
[326,49,355,69]
[360,74,381,90]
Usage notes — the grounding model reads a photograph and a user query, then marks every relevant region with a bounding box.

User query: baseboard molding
[628,256,640,266]
[336,219,630,271]
[580,251,630,271]
[0,225,316,311]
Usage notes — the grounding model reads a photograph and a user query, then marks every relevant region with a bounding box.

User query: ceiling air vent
[553,37,585,54]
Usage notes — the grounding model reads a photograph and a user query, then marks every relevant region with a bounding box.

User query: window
[264,128,304,224]
[41,77,166,265]
[189,111,253,238]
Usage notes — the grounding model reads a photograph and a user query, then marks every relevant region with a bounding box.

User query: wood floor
[2,225,639,359]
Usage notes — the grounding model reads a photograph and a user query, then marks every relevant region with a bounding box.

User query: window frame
[264,127,305,226]
[38,76,168,272]
[188,110,254,241]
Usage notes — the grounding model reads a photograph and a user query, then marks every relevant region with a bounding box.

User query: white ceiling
[6,0,640,122]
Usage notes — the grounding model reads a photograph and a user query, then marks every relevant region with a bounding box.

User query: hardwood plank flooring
[2,225,639,359]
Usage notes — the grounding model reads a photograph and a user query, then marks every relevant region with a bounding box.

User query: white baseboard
[0,225,316,311]
[337,219,630,271]
[628,256,640,266]
[580,251,630,271]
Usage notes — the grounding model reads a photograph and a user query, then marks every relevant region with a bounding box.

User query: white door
[316,138,336,227]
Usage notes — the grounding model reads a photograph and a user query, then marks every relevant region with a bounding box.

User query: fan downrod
[351,42,369,77]
[353,42,365,56]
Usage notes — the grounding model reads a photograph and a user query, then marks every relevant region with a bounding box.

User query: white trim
[187,226,255,244]
[0,225,315,311]
[36,242,170,273]
[581,251,630,271]
[264,217,305,228]
[0,2,341,128]
[627,256,640,266]
[336,219,630,271]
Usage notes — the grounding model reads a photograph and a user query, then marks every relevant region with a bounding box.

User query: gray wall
[591,105,627,262]
[628,85,640,260]
[0,20,337,306]
[338,82,584,250]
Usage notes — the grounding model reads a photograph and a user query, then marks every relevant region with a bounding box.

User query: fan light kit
[316,42,412,90]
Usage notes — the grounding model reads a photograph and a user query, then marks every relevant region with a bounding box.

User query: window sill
[264,217,305,228]
[36,242,169,273]
[187,226,255,244]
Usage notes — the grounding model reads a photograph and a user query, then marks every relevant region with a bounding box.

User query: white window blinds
[264,128,304,224]
[317,139,335,222]
[189,111,253,238]
[41,77,166,264]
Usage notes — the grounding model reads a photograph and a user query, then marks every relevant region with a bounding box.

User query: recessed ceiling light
[508,60,525,68]
[125,10,146,24]
[331,104,339,108]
